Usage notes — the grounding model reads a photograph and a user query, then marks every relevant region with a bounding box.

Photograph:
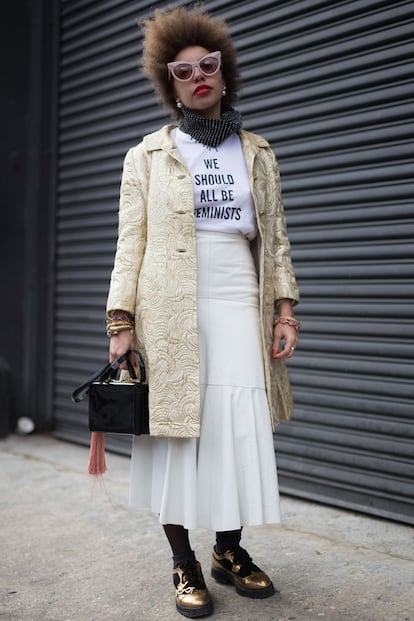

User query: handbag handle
[71,350,146,403]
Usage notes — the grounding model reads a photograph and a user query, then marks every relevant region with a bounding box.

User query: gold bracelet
[106,310,134,320]
[274,316,301,332]
[106,320,134,331]
[107,325,134,338]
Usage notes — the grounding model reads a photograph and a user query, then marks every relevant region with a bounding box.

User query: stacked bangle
[106,311,134,337]
[274,315,301,333]
[107,325,134,337]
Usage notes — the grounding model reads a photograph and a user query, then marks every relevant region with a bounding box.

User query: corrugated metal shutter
[228,0,414,523]
[54,0,414,523]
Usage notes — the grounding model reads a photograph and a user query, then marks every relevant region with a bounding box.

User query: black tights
[163,524,192,556]
[163,524,242,566]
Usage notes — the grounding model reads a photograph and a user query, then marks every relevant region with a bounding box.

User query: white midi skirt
[129,230,281,531]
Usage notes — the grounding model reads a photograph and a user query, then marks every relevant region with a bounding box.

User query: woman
[106,6,300,618]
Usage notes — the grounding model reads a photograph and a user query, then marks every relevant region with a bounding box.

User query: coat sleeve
[267,149,300,305]
[106,146,148,315]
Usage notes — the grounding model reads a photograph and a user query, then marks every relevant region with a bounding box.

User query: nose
[193,65,204,81]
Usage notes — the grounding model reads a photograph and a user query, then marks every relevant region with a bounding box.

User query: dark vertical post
[22,0,59,431]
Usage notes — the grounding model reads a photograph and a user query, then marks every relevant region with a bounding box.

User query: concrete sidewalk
[1,434,412,621]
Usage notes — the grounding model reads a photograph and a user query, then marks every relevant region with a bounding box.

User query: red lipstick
[194,85,212,96]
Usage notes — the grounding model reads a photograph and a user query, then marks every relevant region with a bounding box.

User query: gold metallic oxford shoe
[211,546,275,599]
[173,560,214,618]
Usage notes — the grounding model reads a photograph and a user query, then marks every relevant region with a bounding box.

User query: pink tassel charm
[87,432,107,475]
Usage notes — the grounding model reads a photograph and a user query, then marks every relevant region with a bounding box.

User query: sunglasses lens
[168,53,220,80]
[200,56,220,75]
[173,63,193,80]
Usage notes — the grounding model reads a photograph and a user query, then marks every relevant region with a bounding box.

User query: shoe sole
[176,600,214,618]
[211,566,275,599]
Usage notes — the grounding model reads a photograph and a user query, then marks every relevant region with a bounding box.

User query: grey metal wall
[54,0,414,523]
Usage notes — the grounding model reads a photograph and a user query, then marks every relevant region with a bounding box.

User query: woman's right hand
[109,329,135,366]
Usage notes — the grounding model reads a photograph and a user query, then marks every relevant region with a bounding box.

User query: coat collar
[142,124,270,156]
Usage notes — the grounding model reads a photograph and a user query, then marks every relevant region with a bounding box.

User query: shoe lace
[231,547,260,575]
[178,561,205,594]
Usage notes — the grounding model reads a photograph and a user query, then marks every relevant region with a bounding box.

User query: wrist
[274,316,301,333]
[275,299,294,317]
[106,309,134,337]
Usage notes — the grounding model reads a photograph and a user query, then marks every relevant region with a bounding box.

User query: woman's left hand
[271,324,298,360]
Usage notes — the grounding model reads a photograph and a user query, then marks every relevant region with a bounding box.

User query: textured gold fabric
[107,125,300,438]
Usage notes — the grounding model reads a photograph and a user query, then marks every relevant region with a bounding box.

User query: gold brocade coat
[107,125,300,438]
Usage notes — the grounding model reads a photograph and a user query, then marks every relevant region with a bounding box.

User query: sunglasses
[167,51,221,81]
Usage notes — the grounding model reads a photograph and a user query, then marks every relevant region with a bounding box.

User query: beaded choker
[179,105,243,148]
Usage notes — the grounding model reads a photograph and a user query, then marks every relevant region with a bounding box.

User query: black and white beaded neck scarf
[179,104,243,149]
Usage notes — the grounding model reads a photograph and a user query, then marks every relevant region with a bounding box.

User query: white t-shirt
[174,128,257,240]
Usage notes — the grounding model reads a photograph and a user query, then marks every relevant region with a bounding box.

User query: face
[170,46,225,119]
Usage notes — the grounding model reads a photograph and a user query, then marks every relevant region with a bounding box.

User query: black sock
[163,524,196,568]
[172,550,196,568]
[215,528,242,555]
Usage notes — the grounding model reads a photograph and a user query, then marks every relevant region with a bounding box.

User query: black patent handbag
[71,350,149,435]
